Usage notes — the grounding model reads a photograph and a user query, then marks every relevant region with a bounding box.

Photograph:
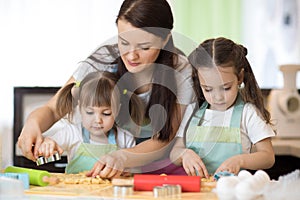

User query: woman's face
[117,19,165,73]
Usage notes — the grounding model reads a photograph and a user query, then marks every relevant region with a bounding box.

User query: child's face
[197,66,241,111]
[117,19,165,74]
[80,105,115,140]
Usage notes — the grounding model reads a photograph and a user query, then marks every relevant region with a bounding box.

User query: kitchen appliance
[268,64,300,137]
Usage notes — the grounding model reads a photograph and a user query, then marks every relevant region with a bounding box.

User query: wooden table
[25,176,218,199]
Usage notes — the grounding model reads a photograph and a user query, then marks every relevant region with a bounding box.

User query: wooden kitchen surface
[25,173,218,199]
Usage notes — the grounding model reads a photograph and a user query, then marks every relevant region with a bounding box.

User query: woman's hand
[86,151,125,179]
[38,137,64,158]
[182,148,209,178]
[17,76,75,161]
[17,120,44,161]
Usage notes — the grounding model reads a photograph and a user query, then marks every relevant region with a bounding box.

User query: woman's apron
[65,128,117,174]
[186,96,244,175]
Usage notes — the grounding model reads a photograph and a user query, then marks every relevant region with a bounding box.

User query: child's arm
[216,138,275,174]
[170,137,209,178]
[38,137,64,158]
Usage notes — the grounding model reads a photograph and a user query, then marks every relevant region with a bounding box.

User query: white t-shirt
[44,122,135,162]
[176,102,276,154]
[72,44,195,106]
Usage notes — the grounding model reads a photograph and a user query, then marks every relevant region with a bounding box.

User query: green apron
[65,128,117,174]
[186,95,244,175]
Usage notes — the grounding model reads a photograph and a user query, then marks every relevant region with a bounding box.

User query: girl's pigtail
[56,82,78,122]
[240,48,272,124]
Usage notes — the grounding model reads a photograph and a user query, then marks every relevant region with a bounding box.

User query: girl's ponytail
[56,83,77,121]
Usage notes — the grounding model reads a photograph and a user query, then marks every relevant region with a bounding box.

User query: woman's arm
[87,104,184,178]
[170,137,185,165]
[17,76,75,161]
[87,135,172,178]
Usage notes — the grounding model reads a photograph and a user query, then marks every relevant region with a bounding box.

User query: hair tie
[123,89,127,95]
[74,81,81,88]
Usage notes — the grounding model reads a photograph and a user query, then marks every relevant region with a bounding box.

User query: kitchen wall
[0,0,124,168]
[242,0,300,89]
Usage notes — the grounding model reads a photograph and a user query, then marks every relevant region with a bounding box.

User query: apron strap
[82,127,90,143]
[195,102,208,126]
[82,126,117,145]
[107,129,117,145]
[194,93,244,127]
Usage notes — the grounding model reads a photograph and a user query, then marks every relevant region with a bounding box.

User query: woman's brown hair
[115,0,179,141]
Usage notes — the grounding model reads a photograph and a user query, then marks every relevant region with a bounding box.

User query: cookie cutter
[153,184,181,198]
[113,185,133,197]
[36,152,61,166]
[214,171,235,181]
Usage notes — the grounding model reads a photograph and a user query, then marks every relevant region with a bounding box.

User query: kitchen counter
[22,182,218,200]
[0,172,217,200]
[272,138,300,158]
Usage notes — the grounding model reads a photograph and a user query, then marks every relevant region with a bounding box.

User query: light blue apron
[186,95,244,175]
[65,128,117,174]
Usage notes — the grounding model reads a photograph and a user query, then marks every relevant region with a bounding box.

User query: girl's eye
[141,47,150,50]
[120,41,129,46]
[224,87,231,91]
[103,112,112,116]
[203,87,212,92]
[86,111,94,115]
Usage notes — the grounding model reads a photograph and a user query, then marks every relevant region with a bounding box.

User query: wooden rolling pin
[112,174,201,192]
[4,166,59,186]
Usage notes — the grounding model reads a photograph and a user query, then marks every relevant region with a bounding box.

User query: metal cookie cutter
[153,184,182,198]
[113,185,134,197]
[36,152,61,166]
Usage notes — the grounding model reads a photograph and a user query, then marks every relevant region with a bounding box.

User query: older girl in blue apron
[170,37,275,178]
[38,71,143,174]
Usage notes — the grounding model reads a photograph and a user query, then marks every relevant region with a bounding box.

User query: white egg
[216,176,240,200]
[238,170,253,181]
[234,170,270,200]
[254,170,270,184]
[235,178,258,200]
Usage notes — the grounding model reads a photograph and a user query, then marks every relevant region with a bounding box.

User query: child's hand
[215,155,242,175]
[182,149,209,178]
[86,152,124,179]
[38,137,63,158]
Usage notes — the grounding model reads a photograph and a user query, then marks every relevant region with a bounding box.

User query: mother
[18,0,195,178]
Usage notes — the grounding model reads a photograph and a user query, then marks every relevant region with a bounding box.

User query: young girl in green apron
[170,37,276,178]
[38,71,143,174]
